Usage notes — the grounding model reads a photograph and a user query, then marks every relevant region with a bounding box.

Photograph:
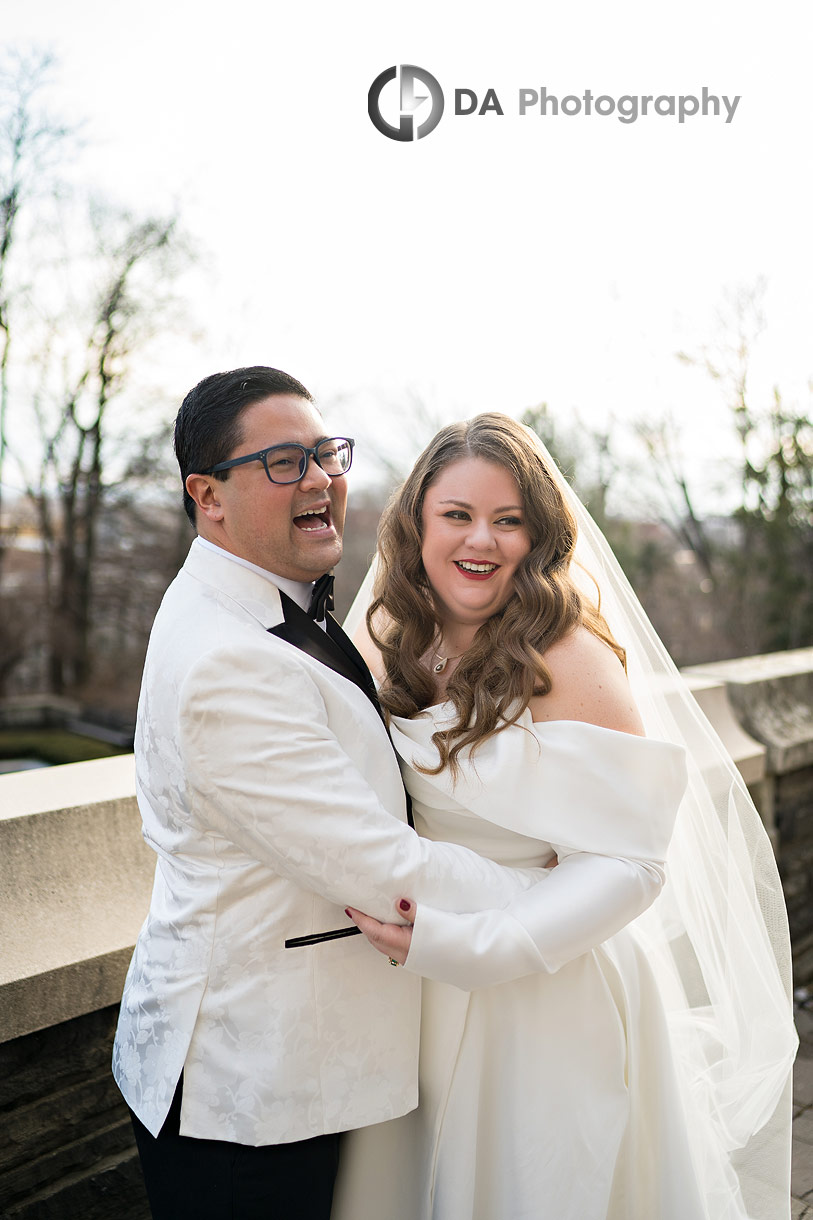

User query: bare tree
[521,402,733,665]
[0,48,201,707]
[674,281,813,653]
[0,49,73,578]
[633,411,716,584]
[16,207,191,693]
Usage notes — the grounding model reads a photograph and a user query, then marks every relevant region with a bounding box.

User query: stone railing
[1,646,812,1217]
[0,756,150,1044]
[0,757,152,1219]
[684,647,813,982]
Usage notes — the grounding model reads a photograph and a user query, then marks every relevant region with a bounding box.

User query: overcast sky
[3,0,812,504]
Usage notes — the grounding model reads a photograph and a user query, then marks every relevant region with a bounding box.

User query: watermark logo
[368,68,741,139]
[368,65,445,141]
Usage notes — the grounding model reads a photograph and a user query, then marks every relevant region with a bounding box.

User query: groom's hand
[345,899,415,966]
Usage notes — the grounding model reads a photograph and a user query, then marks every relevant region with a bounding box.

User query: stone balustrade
[0,757,151,1218]
[685,647,813,981]
[1,647,812,1217]
[0,756,151,1044]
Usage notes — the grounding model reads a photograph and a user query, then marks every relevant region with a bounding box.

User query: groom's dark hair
[174,365,314,525]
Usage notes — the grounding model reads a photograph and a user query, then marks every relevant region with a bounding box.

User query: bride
[332,413,796,1220]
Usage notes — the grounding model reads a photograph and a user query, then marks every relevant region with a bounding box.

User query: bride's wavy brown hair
[367,413,625,775]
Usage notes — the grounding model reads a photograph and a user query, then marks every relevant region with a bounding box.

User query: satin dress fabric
[332,708,718,1220]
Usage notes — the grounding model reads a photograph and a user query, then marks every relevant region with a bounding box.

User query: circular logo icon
[368,65,445,141]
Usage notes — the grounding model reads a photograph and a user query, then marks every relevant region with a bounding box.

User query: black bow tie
[308,572,335,620]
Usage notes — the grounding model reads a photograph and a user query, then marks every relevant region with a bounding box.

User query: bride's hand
[345,899,415,966]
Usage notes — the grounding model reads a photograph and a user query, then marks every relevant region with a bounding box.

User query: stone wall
[0,1006,149,1219]
[685,647,813,986]
[1,648,812,1216]
[0,757,153,1218]
[778,763,813,981]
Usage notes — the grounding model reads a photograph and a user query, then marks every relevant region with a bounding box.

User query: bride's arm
[400,850,666,990]
[351,829,670,989]
[347,839,660,981]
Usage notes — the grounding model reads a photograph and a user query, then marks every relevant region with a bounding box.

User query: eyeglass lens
[265,439,352,483]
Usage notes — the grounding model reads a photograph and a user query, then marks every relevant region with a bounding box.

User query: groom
[113,366,538,1219]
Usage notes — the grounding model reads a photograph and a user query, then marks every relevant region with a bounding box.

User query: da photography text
[368,65,741,141]
[468,85,740,124]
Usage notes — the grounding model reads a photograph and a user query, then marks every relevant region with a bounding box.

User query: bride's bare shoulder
[528,625,644,736]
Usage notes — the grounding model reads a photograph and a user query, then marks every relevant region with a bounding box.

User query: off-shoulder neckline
[390,703,655,743]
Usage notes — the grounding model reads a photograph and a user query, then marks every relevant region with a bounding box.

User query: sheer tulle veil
[344,425,797,1219]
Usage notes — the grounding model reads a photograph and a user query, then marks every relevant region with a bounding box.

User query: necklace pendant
[433,658,448,674]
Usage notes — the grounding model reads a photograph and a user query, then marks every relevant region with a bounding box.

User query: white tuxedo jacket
[112,540,536,1145]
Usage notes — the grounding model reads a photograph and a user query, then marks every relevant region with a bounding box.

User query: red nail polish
[345,909,352,917]
[399,899,411,913]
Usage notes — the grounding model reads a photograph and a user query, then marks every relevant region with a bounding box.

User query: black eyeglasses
[202,437,354,485]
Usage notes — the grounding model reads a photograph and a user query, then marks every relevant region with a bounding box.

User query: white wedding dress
[335,427,795,1219]
[333,706,719,1220]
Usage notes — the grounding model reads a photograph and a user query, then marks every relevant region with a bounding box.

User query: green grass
[0,729,128,766]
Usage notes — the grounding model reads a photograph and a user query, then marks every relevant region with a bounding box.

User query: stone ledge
[681,673,766,787]
[684,647,813,775]
[0,950,136,1046]
[0,754,136,820]
[0,756,153,1042]
[0,656,811,1047]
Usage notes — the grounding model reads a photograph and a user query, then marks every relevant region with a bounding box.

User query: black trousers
[130,1076,340,1220]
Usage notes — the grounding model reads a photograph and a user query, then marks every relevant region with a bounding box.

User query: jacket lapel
[269,592,381,713]
[324,614,383,708]
[269,593,414,829]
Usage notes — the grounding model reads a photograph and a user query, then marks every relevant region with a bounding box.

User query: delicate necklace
[431,644,466,674]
